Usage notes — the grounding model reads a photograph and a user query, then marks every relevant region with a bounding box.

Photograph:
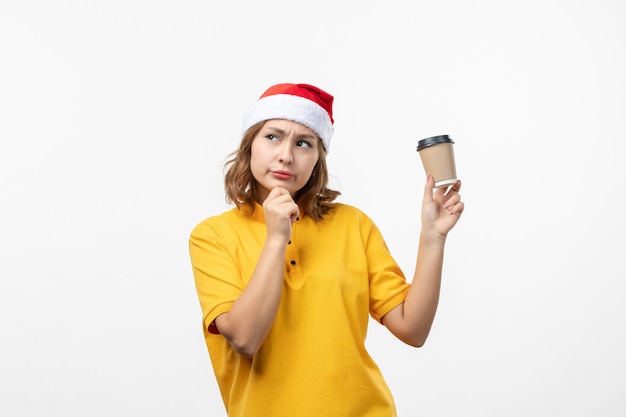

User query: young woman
[189,83,464,417]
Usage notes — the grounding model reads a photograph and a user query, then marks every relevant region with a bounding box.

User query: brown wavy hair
[223,122,341,222]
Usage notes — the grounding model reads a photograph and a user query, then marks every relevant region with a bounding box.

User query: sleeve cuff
[203,302,234,335]
[370,287,410,324]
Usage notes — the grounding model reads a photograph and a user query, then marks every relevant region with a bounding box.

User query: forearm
[383,176,463,346]
[402,232,446,346]
[216,238,286,357]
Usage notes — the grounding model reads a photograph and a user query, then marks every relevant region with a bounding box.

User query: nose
[278,142,293,164]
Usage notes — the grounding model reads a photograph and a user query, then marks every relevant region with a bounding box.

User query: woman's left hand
[421,175,464,241]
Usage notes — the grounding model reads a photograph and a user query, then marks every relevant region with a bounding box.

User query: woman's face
[250,119,320,203]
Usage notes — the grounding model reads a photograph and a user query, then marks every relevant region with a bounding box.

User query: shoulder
[323,203,377,231]
[328,202,372,220]
[190,207,247,240]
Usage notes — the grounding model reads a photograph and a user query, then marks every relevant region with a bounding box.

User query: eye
[296,140,312,148]
[266,134,279,142]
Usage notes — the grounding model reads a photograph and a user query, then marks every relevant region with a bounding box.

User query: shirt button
[290,260,296,265]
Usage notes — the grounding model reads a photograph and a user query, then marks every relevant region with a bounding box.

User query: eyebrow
[265,126,317,140]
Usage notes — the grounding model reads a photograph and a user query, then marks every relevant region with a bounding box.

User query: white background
[1,1,625,416]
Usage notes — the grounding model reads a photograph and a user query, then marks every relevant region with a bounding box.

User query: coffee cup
[416,135,457,188]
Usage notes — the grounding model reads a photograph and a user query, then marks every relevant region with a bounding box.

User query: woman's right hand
[262,187,299,243]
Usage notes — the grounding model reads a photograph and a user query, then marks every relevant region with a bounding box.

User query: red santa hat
[241,83,335,152]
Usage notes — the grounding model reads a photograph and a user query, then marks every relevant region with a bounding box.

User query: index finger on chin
[273,186,290,196]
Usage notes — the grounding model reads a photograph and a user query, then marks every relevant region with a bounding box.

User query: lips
[271,170,293,180]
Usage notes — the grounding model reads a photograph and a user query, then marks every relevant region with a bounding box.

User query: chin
[258,180,295,194]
